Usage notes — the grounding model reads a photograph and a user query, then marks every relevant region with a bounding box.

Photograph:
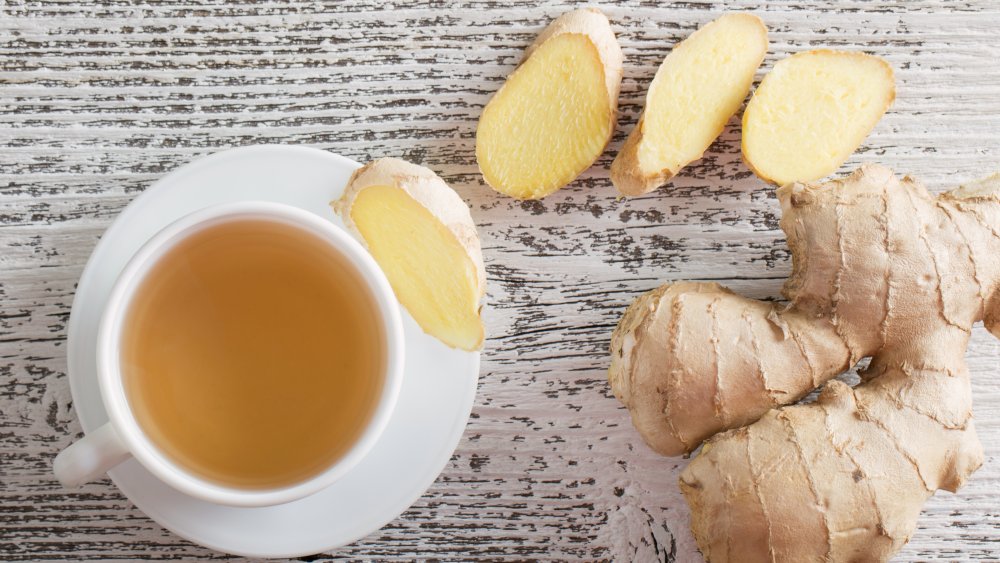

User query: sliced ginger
[742,50,895,185]
[334,158,485,351]
[611,13,768,196]
[476,8,623,200]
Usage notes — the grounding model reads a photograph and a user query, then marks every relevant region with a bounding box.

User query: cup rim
[96,201,405,507]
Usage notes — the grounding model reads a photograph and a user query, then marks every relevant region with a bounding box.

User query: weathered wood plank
[2,0,999,560]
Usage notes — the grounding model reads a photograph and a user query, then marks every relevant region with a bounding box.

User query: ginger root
[608,281,849,456]
[334,158,486,351]
[611,13,768,196]
[476,8,623,200]
[610,164,999,561]
[742,50,895,185]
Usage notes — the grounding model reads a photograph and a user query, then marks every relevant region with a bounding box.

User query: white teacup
[53,201,405,507]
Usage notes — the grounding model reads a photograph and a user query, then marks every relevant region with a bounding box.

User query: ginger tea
[121,219,385,489]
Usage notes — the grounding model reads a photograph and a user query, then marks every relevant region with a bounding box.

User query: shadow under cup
[101,204,402,503]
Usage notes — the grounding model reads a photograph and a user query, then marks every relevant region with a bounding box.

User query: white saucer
[66,145,480,557]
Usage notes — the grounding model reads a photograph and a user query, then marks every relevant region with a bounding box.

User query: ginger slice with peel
[476,8,623,200]
[611,13,768,196]
[742,50,895,185]
[334,158,485,351]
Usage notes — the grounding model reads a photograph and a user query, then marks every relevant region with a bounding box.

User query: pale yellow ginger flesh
[610,165,1000,561]
[477,34,611,199]
[742,50,895,185]
[612,13,768,196]
[335,158,486,352]
[476,9,622,200]
[350,185,483,351]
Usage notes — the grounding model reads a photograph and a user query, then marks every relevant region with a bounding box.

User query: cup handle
[53,422,131,487]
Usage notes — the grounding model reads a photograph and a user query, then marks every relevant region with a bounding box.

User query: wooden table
[3,1,998,560]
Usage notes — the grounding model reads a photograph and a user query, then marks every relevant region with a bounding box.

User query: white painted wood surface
[2,1,999,560]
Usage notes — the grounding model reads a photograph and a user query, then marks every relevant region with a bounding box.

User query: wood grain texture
[2,0,999,560]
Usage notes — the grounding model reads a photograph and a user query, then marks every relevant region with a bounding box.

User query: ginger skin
[610,164,1000,561]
